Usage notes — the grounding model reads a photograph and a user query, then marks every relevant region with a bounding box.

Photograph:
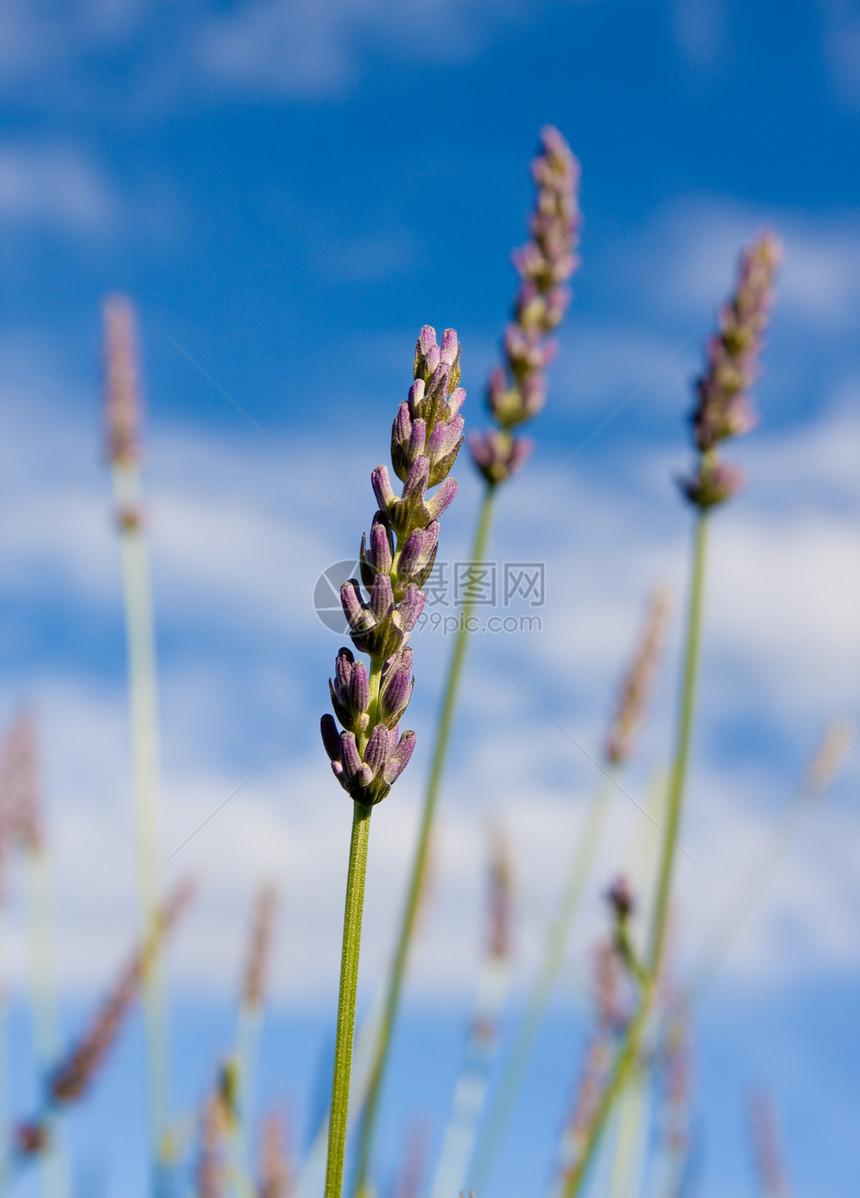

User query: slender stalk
[351,482,497,1196]
[646,514,707,980]
[607,1061,647,1198]
[112,460,170,1189]
[688,721,852,1003]
[562,514,709,1198]
[230,1007,261,1196]
[23,848,69,1198]
[469,774,613,1194]
[325,802,373,1198]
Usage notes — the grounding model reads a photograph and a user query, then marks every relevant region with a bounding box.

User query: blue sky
[1,1,859,1196]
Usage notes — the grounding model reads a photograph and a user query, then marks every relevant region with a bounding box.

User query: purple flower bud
[341,579,371,632]
[379,649,414,727]
[414,326,441,382]
[383,730,417,784]
[323,323,463,804]
[679,460,745,510]
[395,520,439,593]
[320,714,341,762]
[371,465,396,512]
[469,127,579,486]
[364,723,392,775]
[469,430,532,486]
[369,572,395,621]
[348,660,370,716]
[447,387,466,417]
[334,646,354,690]
[401,455,430,503]
[682,231,779,509]
[396,584,425,633]
[368,517,393,573]
[398,527,427,579]
[328,648,371,734]
[340,732,363,782]
[426,476,458,521]
[440,328,459,365]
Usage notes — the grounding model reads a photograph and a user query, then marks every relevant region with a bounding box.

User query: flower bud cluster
[681,231,781,510]
[470,126,580,486]
[321,327,465,806]
[604,588,671,767]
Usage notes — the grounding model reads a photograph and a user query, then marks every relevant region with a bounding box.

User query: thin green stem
[469,774,613,1194]
[23,849,69,1198]
[352,483,497,1197]
[646,513,707,980]
[325,801,374,1198]
[113,462,170,1192]
[562,513,709,1198]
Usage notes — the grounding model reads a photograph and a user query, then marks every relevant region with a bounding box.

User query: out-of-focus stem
[324,802,373,1198]
[112,459,170,1188]
[352,482,497,1197]
[563,514,709,1198]
[23,848,69,1198]
[689,720,852,1003]
[647,515,707,980]
[469,773,613,1195]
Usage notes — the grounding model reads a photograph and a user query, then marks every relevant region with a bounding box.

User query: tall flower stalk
[353,127,579,1197]
[429,825,514,1198]
[469,589,669,1194]
[562,231,781,1197]
[321,327,466,1198]
[104,295,172,1190]
[12,879,193,1169]
[0,715,69,1198]
[233,882,278,1180]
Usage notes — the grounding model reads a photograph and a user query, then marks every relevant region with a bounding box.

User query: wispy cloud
[0,143,118,234]
[196,0,527,94]
[637,197,860,330]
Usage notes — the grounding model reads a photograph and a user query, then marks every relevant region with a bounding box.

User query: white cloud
[822,2,860,110]
[1,335,858,1011]
[668,0,727,73]
[0,144,118,234]
[640,197,860,330]
[196,0,527,94]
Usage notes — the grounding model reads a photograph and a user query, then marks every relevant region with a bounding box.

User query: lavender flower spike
[321,326,465,806]
[469,126,580,486]
[681,230,781,510]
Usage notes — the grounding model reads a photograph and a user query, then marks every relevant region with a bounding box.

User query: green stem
[469,774,613,1195]
[646,513,707,980]
[325,802,374,1198]
[352,483,497,1197]
[562,513,709,1198]
[113,462,170,1191]
[23,849,69,1198]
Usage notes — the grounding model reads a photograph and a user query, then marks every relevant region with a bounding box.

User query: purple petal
[371,465,396,510]
[340,732,362,781]
[340,579,367,630]
[320,714,341,762]
[364,724,391,775]
[440,328,459,365]
[397,584,425,632]
[369,572,395,621]
[426,476,458,521]
[369,518,392,573]
[398,527,426,578]
[383,730,417,784]
[349,660,369,714]
[401,455,430,502]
